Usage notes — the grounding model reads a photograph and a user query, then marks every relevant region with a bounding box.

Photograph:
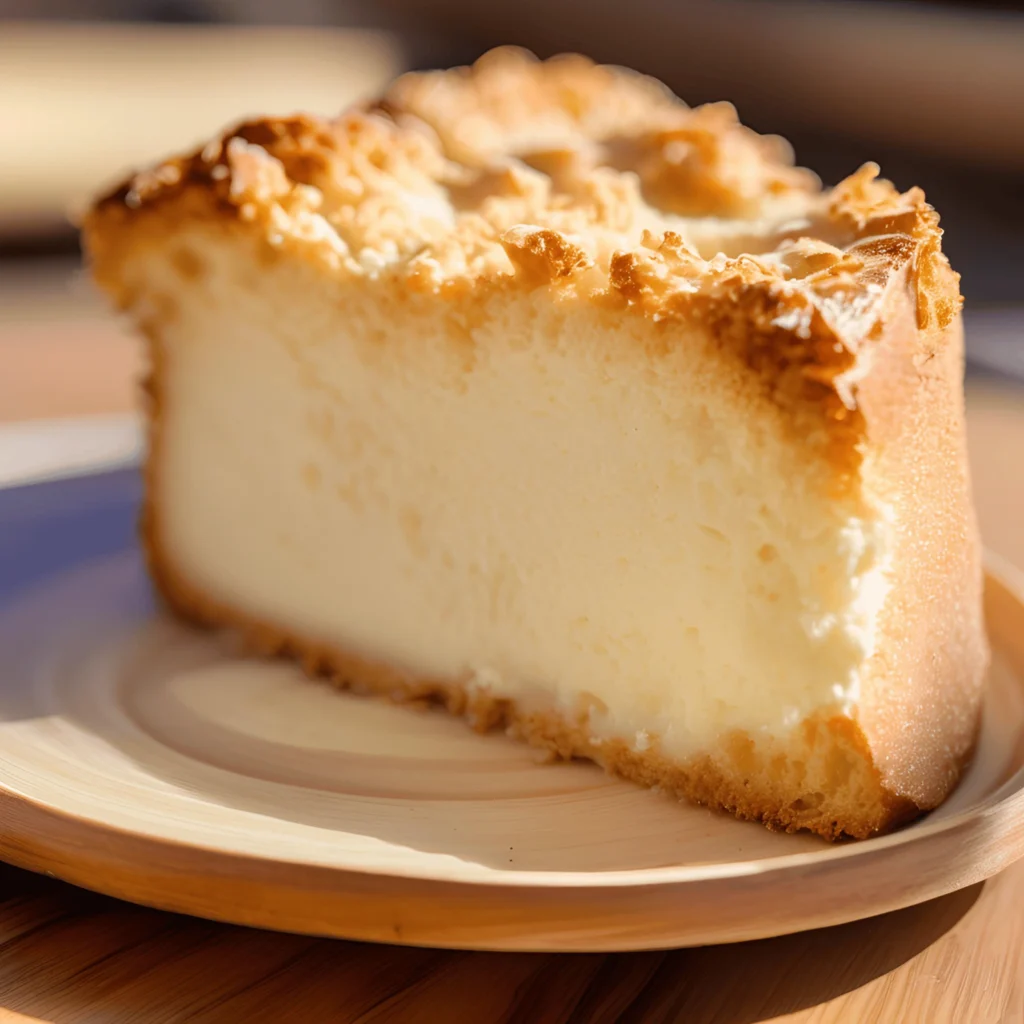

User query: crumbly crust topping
[86,47,962,459]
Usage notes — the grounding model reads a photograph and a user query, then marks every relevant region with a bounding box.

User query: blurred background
[1,0,1022,554]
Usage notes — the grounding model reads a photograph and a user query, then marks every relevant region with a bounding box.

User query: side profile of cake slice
[85,48,988,839]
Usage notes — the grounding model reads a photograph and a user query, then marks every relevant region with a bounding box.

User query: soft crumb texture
[84,47,987,840]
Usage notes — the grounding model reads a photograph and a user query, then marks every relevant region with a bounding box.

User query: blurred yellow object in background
[0,23,404,235]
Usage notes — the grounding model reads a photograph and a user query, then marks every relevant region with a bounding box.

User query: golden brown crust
[377,47,817,217]
[84,48,962,487]
[855,298,988,807]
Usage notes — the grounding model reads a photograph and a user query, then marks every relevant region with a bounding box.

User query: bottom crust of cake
[145,511,924,841]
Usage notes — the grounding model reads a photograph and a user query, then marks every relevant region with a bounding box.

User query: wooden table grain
[1,272,1023,1023]
[0,859,1021,1024]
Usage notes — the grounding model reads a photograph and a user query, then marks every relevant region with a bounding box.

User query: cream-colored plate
[1,510,1023,950]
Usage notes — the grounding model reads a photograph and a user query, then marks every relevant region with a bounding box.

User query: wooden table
[1,269,1023,1022]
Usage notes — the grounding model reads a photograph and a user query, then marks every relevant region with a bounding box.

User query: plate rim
[0,413,140,490]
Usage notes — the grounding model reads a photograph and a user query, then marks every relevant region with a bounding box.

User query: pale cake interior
[148,231,889,761]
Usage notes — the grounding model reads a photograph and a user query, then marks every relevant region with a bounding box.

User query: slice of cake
[84,47,989,839]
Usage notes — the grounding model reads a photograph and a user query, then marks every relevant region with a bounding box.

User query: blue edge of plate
[0,468,141,606]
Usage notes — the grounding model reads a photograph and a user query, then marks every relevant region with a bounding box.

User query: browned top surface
[82,48,962,487]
